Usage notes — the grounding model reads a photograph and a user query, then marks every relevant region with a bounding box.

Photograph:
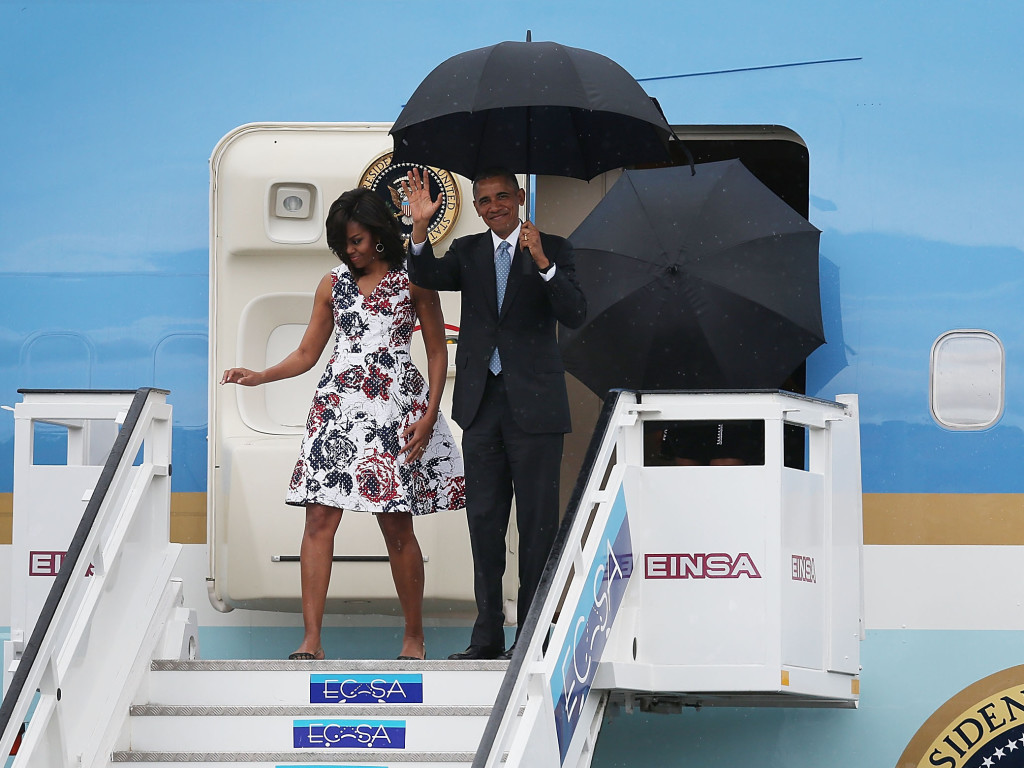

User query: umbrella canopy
[559,160,825,395]
[390,40,673,181]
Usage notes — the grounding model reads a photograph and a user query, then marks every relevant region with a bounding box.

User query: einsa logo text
[644,552,762,579]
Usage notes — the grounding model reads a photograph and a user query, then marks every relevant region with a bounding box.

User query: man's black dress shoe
[497,644,516,661]
[448,644,503,660]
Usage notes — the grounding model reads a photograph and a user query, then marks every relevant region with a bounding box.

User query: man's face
[472,176,525,240]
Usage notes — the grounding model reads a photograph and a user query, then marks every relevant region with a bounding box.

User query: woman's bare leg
[293,503,343,658]
[377,512,425,659]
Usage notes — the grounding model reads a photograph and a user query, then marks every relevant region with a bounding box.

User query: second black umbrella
[559,160,825,395]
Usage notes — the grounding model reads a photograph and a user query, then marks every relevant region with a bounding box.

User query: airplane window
[930,330,1004,430]
[154,333,208,427]
[265,323,322,428]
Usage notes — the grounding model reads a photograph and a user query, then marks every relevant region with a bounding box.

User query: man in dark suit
[403,167,586,660]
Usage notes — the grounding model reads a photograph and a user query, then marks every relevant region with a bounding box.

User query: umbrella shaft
[527,174,536,222]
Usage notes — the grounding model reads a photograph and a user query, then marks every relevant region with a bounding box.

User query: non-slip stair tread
[110,749,484,762]
[128,661,513,762]
[129,704,494,716]
[151,659,508,672]
[141,665,507,707]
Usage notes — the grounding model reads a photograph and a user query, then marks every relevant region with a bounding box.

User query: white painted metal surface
[145,661,506,706]
[5,391,122,696]
[597,391,863,702]
[0,389,197,768]
[146,663,505,708]
[128,712,489,752]
[112,659,508,765]
[478,390,863,768]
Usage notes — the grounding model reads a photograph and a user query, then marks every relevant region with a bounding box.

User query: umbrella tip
[526,29,532,42]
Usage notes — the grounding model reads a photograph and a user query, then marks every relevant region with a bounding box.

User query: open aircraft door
[208,123,499,615]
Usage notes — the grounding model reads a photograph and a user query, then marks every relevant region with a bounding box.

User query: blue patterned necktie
[489,241,512,374]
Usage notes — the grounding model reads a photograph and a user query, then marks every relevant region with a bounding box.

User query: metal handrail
[0,387,168,761]
[473,389,629,767]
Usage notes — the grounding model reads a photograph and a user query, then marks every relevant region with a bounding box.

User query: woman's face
[345,221,377,269]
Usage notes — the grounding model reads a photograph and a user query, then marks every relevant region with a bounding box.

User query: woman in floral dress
[221,188,465,661]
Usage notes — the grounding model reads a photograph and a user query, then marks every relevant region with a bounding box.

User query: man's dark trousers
[463,372,563,648]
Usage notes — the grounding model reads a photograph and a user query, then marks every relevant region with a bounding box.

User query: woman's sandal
[288,647,324,661]
[397,643,426,661]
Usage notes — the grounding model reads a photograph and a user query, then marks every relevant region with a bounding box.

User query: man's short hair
[472,167,520,198]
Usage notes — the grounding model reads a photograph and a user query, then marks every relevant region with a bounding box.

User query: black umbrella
[390,40,674,182]
[559,160,825,395]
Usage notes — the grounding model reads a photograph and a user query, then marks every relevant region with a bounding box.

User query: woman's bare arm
[221,273,334,386]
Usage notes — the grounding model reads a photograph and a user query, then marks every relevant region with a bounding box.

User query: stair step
[146,659,508,707]
[120,660,512,762]
[109,750,481,765]
[127,712,490,752]
[130,704,492,716]
[150,660,509,671]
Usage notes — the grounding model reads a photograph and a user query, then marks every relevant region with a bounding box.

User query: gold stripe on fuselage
[2,492,1022,547]
[863,493,1024,545]
[0,493,10,546]
[0,491,206,545]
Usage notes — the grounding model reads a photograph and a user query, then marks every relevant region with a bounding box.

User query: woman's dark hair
[325,188,406,274]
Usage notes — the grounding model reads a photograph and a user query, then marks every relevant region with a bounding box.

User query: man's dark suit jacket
[408,231,587,434]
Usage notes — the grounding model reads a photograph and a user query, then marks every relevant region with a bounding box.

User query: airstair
[2,387,863,767]
[112,658,506,765]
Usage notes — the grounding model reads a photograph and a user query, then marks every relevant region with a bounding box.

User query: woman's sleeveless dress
[285,265,465,515]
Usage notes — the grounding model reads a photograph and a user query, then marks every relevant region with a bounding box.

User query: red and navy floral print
[286,265,465,515]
